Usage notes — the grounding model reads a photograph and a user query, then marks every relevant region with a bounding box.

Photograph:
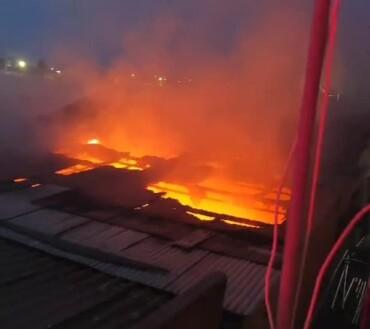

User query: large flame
[87,138,101,145]
[55,139,290,225]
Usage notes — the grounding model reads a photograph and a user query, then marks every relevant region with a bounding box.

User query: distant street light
[17,59,27,69]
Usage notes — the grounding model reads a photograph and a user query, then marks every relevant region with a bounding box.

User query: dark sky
[0,0,308,64]
[0,0,369,92]
[0,0,165,62]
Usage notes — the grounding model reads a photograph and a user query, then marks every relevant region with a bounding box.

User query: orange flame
[54,138,290,226]
[87,138,101,145]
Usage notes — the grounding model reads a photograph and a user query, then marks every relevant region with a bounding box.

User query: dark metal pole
[276,1,332,329]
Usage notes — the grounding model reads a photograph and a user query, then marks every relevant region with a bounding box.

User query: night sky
[0,0,308,64]
[0,0,369,93]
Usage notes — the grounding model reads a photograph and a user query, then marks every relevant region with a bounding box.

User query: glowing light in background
[17,60,27,69]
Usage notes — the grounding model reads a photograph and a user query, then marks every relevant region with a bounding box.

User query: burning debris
[48,138,290,226]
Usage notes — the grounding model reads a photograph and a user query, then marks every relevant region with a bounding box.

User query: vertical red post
[276,1,332,329]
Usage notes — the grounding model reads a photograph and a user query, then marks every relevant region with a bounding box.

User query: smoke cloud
[46,3,309,187]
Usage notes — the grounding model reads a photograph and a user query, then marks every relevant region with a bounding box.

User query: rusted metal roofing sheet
[165,253,280,315]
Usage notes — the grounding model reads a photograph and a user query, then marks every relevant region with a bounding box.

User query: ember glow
[13,178,28,183]
[186,211,215,222]
[87,138,101,145]
[134,203,150,210]
[55,164,94,176]
[222,219,260,229]
[147,181,287,224]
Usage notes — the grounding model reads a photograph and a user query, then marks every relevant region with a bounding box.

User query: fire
[87,138,101,145]
[109,158,142,170]
[186,211,215,222]
[55,164,94,176]
[222,219,260,229]
[71,153,104,164]
[54,139,291,226]
[13,178,28,183]
[109,162,128,169]
[147,181,287,224]
[127,166,144,171]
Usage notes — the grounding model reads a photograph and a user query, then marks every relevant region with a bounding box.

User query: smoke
[0,74,79,156]
[47,2,310,186]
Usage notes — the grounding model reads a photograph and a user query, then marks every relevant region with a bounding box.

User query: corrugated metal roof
[121,237,209,276]
[0,194,40,220]
[0,237,170,329]
[63,221,148,253]
[0,184,280,317]
[165,253,280,315]
[0,185,69,220]
[10,209,88,235]
[10,184,69,201]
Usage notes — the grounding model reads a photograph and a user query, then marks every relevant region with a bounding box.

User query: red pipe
[276,1,332,329]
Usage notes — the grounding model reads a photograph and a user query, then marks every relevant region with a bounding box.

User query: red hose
[264,142,296,329]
